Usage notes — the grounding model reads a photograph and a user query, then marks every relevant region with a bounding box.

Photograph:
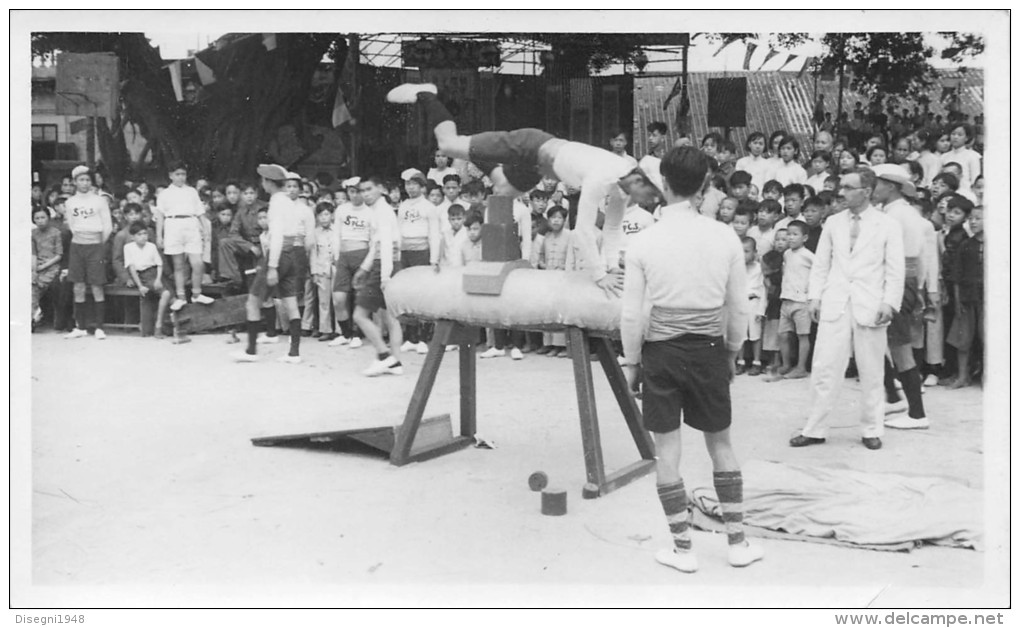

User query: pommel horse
[253,196,655,498]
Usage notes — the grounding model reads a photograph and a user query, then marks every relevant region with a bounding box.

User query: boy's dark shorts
[275,246,308,299]
[333,248,370,293]
[67,242,107,285]
[468,128,556,169]
[888,279,924,346]
[948,301,983,351]
[641,334,732,434]
[136,266,161,296]
[355,258,402,312]
[400,248,430,268]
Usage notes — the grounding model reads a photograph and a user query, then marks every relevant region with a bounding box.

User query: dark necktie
[850,214,861,251]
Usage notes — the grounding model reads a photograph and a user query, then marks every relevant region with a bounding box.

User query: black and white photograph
[10,9,1011,619]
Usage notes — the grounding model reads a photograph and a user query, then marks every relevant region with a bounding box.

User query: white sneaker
[416,341,429,355]
[728,540,765,568]
[32,307,43,323]
[191,293,215,305]
[64,328,88,339]
[364,355,400,377]
[923,374,940,387]
[509,347,524,360]
[169,298,187,312]
[655,548,698,573]
[94,329,107,340]
[386,82,437,104]
[480,347,504,359]
[277,355,302,364]
[232,351,260,363]
[885,400,908,415]
[328,335,349,347]
[885,416,930,430]
[400,341,416,353]
[348,337,363,349]
[257,333,280,345]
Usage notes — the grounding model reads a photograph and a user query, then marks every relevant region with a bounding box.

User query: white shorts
[163,217,203,256]
[746,314,762,342]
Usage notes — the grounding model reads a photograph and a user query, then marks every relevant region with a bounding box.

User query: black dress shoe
[789,435,826,447]
[318,333,339,342]
[861,437,883,450]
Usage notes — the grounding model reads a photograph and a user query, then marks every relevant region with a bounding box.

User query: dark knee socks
[262,307,278,337]
[288,319,301,357]
[657,480,691,552]
[93,299,105,331]
[246,320,260,355]
[897,367,926,419]
[73,301,86,330]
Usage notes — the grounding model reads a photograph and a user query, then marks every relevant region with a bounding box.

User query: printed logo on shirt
[342,215,369,230]
[402,208,424,223]
[622,220,644,235]
[70,204,96,219]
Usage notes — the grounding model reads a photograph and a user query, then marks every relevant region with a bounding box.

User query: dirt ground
[17,328,1008,608]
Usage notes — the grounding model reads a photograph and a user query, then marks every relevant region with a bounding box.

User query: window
[32,124,58,143]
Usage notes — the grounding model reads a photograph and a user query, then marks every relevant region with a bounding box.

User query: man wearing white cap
[872,164,939,430]
[327,176,370,348]
[63,165,113,339]
[790,168,904,451]
[386,83,662,297]
[155,160,214,312]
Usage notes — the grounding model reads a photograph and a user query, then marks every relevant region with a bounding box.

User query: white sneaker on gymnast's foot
[386,83,437,104]
[348,337,363,349]
[655,548,698,573]
[728,540,764,568]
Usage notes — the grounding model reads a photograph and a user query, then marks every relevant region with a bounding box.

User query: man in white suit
[790,168,905,450]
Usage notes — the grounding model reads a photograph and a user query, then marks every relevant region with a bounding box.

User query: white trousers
[801,308,887,439]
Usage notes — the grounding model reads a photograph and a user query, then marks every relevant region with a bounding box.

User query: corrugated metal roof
[634,69,984,158]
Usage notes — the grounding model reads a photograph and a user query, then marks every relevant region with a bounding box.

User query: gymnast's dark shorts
[468,128,556,169]
[641,334,732,434]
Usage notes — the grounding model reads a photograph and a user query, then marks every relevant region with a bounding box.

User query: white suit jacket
[808,206,905,326]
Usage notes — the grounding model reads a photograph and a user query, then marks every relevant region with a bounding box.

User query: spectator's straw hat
[871,164,916,198]
[342,176,361,189]
[256,164,288,181]
[71,165,90,178]
[401,168,426,182]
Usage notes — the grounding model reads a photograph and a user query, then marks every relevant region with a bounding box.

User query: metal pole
[86,116,96,169]
[350,33,360,175]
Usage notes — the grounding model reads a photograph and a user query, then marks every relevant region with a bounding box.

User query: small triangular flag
[757,48,781,71]
[742,42,758,71]
[776,54,798,72]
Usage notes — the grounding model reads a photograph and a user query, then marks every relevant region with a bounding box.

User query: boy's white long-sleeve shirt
[621,202,749,362]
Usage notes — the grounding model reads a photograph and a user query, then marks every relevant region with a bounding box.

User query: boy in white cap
[328,176,369,348]
[155,160,214,311]
[397,169,442,354]
[233,164,313,364]
[63,165,113,339]
[386,83,661,296]
[872,164,938,430]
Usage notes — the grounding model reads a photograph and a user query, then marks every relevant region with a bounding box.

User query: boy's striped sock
[713,471,745,546]
[656,480,691,551]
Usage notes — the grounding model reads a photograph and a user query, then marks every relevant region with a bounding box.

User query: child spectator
[773,135,808,186]
[738,236,766,375]
[776,183,805,231]
[209,204,234,281]
[31,207,62,329]
[716,139,738,182]
[438,173,462,213]
[913,129,942,188]
[700,131,724,158]
[304,203,337,340]
[428,149,458,187]
[748,199,781,257]
[699,171,728,219]
[760,233,786,375]
[529,188,552,239]
[761,179,784,203]
[823,174,841,193]
[426,183,444,206]
[533,205,574,357]
[939,193,974,381]
[64,165,113,340]
[731,206,753,240]
[717,196,738,225]
[866,144,888,166]
[801,195,825,253]
[946,205,983,388]
[942,124,982,195]
[452,209,484,267]
[439,203,468,268]
[155,161,214,311]
[109,203,144,286]
[728,170,752,201]
[837,149,861,174]
[805,150,832,192]
[734,132,773,196]
[768,220,813,381]
[123,222,164,337]
[397,173,442,354]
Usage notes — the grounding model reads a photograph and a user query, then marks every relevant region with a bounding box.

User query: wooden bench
[102,282,232,333]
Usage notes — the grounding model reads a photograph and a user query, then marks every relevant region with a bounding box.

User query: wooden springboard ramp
[251,414,471,462]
